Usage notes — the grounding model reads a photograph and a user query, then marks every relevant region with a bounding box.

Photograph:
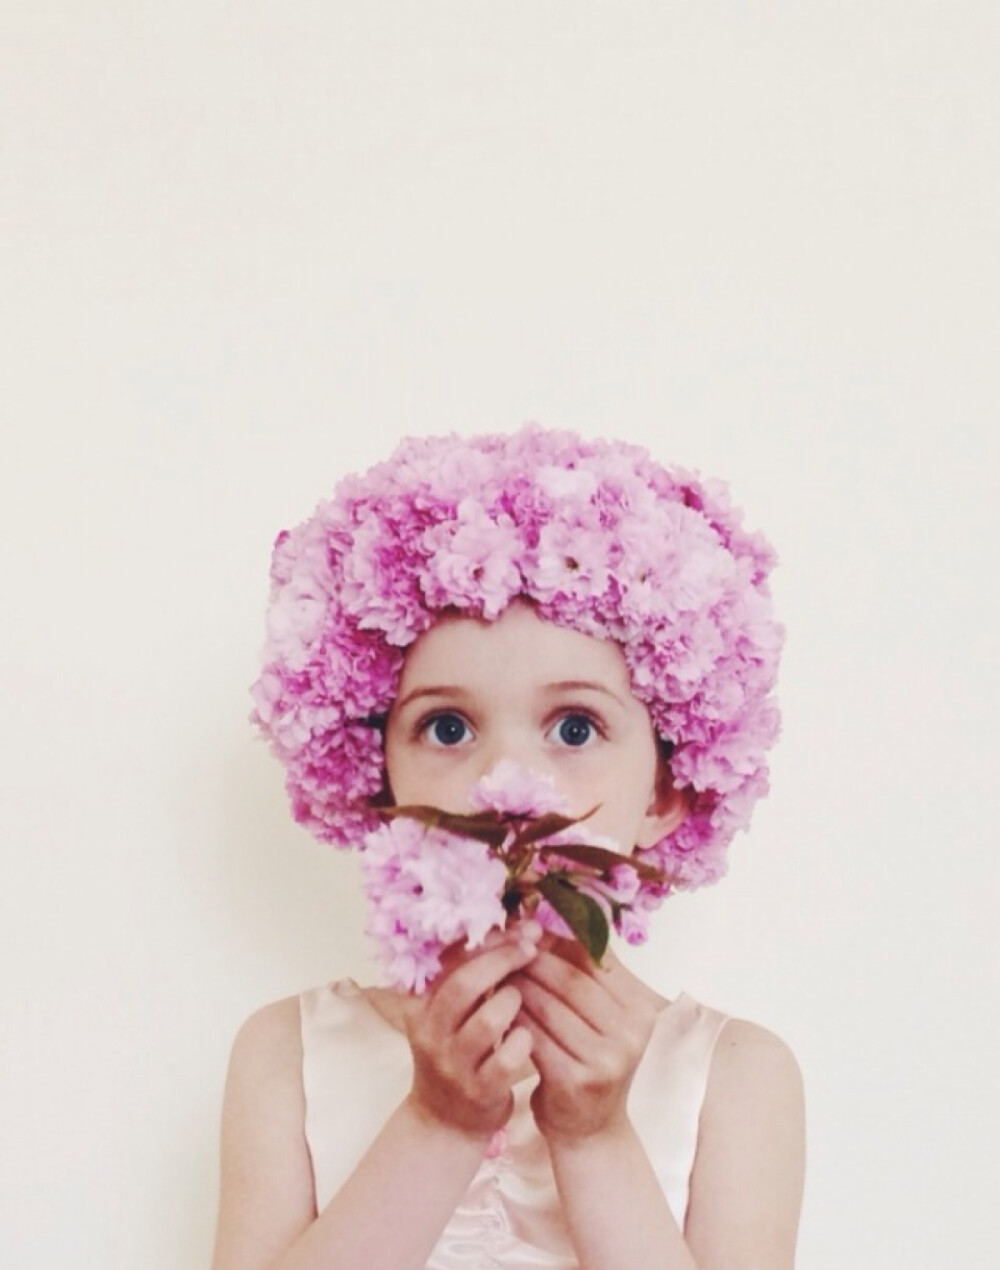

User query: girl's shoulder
[221,993,307,1135]
[228,992,303,1071]
[704,1010,804,1111]
[644,989,801,1083]
[655,987,800,1090]
[226,979,400,1076]
[688,991,804,1137]
[627,989,803,1137]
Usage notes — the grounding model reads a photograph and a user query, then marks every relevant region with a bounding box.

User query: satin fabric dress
[299,979,729,1270]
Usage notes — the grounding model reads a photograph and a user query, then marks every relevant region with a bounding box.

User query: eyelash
[414,708,607,749]
[416,711,472,747]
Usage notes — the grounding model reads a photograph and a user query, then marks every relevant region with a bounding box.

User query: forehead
[396,601,634,693]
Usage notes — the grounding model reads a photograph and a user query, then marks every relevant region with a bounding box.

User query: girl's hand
[402,925,541,1141]
[514,938,662,1146]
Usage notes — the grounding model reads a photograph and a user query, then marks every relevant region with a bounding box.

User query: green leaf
[536,876,610,965]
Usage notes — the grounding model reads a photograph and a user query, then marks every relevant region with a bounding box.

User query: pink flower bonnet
[250,425,784,890]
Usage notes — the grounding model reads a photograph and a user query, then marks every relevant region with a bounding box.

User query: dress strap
[629,992,731,1230]
[299,980,413,1211]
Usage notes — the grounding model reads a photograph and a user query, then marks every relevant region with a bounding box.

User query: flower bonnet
[251,425,784,891]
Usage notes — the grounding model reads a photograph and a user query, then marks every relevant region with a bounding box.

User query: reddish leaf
[381,804,510,849]
[509,805,599,850]
[537,842,668,882]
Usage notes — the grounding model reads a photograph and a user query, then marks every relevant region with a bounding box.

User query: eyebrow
[394,680,628,713]
[547,679,629,709]
[393,685,473,712]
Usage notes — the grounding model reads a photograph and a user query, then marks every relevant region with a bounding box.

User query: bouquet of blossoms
[360,761,673,993]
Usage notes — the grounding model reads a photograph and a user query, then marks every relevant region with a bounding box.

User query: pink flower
[361,759,677,986]
[252,424,784,898]
[360,818,507,993]
[616,907,652,945]
[527,822,653,950]
[421,499,524,619]
[528,519,614,605]
[467,760,569,817]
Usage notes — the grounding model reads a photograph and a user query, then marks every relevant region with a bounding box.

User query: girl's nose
[476,729,538,779]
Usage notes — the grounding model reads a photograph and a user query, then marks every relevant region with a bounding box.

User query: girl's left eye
[550,712,599,748]
[420,712,472,747]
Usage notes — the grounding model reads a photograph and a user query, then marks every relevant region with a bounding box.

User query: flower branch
[361,765,677,992]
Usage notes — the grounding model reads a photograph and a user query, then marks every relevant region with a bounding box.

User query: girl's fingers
[430,935,539,1034]
[533,940,658,1019]
[457,983,524,1067]
[513,1010,574,1080]
[516,976,599,1062]
[477,1021,533,1085]
[518,949,618,1034]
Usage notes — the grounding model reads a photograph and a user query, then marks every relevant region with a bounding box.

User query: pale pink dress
[299,979,729,1270]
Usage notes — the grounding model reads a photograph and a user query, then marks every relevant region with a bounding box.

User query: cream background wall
[2,4,997,1268]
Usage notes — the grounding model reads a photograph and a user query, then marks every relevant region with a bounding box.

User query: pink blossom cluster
[360,816,508,993]
[528,829,659,948]
[361,762,652,992]
[251,425,784,895]
[467,758,568,818]
[468,759,657,948]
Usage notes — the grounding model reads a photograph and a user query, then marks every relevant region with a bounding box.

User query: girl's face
[383,601,687,852]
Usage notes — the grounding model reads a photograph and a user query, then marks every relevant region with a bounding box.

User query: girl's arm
[544,1021,805,1270]
[683,1018,806,1270]
[516,944,805,1270]
[210,931,540,1270]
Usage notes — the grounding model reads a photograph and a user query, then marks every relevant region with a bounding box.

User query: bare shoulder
[685,1014,806,1270]
[211,994,316,1270]
[227,993,304,1086]
[706,1015,805,1112]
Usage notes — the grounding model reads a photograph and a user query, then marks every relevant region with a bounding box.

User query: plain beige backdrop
[2,4,997,1268]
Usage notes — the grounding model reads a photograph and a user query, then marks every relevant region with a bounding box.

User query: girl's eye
[421,712,472,747]
[552,712,598,748]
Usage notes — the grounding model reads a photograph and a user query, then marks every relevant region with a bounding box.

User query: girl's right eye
[419,712,472,747]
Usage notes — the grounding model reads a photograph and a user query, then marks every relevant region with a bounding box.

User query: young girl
[211,427,806,1270]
